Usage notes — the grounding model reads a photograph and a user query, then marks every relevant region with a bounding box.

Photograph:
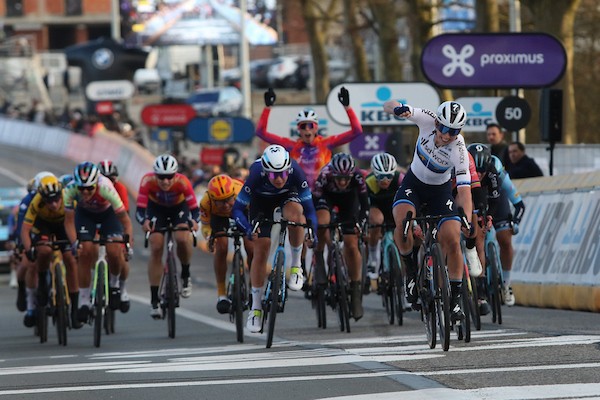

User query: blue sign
[186,117,255,143]
[349,133,390,161]
[151,128,172,143]
[422,33,566,88]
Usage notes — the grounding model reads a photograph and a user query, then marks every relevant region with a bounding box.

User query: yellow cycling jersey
[199,179,243,225]
[23,192,65,225]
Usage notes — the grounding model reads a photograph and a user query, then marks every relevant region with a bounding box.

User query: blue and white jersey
[489,155,522,205]
[405,106,471,187]
[232,159,317,234]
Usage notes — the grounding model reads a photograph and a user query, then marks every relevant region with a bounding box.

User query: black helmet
[467,143,491,173]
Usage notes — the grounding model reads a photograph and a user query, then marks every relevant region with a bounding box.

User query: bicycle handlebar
[252,215,314,243]
[401,208,470,242]
[144,221,197,248]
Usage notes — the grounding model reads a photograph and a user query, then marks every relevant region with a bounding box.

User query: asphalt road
[1,144,600,399]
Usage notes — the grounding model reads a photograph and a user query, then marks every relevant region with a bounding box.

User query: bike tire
[460,276,472,343]
[38,304,48,344]
[167,250,177,339]
[335,247,351,334]
[54,263,68,346]
[432,243,451,352]
[93,262,105,348]
[469,275,481,331]
[487,242,503,325]
[266,252,283,348]
[419,253,436,349]
[388,245,404,326]
[233,250,245,343]
[316,284,327,329]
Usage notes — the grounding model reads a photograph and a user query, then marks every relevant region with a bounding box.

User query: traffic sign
[495,96,531,131]
[141,104,197,127]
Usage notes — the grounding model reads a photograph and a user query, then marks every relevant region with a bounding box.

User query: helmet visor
[268,170,289,180]
[437,122,461,136]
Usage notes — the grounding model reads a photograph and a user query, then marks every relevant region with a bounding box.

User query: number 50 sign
[495,96,531,131]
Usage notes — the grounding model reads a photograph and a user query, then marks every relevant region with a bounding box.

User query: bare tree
[341,0,372,82]
[365,0,403,81]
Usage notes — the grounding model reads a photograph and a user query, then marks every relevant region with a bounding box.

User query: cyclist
[232,145,317,333]
[365,152,405,280]
[200,174,254,314]
[136,154,200,319]
[313,153,369,321]
[64,162,133,323]
[20,175,83,329]
[468,143,525,307]
[384,100,474,324]
[98,159,131,312]
[256,86,363,190]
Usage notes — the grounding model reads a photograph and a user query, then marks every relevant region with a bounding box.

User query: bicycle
[85,235,130,348]
[402,209,469,352]
[32,238,71,345]
[144,219,197,339]
[369,223,404,326]
[457,237,479,342]
[483,219,505,325]
[253,210,313,348]
[211,219,249,343]
[311,210,353,334]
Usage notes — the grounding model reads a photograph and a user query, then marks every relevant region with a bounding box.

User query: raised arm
[255,89,297,150]
[323,87,364,148]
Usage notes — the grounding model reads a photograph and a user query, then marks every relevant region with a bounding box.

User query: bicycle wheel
[432,243,451,351]
[93,262,106,348]
[419,255,436,349]
[360,239,370,295]
[468,275,481,331]
[232,249,245,343]
[37,303,48,344]
[487,242,503,325]
[266,251,283,349]
[458,275,472,343]
[166,250,177,339]
[334,247,351,334]
[54,263,68,346]
[388,245,404,326]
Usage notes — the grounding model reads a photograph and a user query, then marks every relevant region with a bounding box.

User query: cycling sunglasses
[157,173,175,181]
[334,174,352,181]
[375,173,394,181]
[77,185,96,192]
[268,170,289,180]
[215,195,235,205]
[436,122,461,136]
[298,122,316,130]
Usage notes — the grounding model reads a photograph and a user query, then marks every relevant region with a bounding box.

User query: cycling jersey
[452,152,485,213]
[232,159,317,235]
[255,107,363,190]
[112,180,130,212]
[64,175,125,214]
[480,155,525,227]
[136,172,200,223]
[365,170,405,221]
[405,105,471,186]
[23,192,65,226]
[15,191,36,244]
[199,178,243,224]
[313,164,369,217]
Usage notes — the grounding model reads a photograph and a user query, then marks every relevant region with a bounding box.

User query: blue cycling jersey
[232,159,317,234]
[15,191,36,244]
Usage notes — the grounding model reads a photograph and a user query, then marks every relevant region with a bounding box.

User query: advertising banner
[422,33,566,88]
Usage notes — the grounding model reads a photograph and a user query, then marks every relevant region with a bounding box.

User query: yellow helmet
[38,175,62,202]
[207,174,236,201]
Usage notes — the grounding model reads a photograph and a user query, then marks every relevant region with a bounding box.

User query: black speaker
[5,0,23,17]
[540,88,563,143]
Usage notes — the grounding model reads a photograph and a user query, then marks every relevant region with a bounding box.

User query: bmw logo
[92,48,114,70]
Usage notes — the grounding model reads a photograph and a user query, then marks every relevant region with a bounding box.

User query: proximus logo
[442,44,475,77]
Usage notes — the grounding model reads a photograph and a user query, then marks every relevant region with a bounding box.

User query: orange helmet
[207,174,236,201]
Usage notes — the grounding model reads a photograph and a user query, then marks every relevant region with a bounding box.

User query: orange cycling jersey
[255,107,363,190]
[199,178,243,225]
[137,172,199,210]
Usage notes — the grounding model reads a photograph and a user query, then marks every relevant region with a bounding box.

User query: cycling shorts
[249,192,301,238]
[315,192,360,235]
[369,196,395,224]
[491,192,512,232]
[146,200,191,231]
[75,207,123,241]
[31,220,70,253]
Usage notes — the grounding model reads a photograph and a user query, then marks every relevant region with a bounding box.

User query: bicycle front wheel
[459,274,472,342]
[167,250,178,339]
[487,242,503,325]
[419,255,436,349]
[93,262,106,348]
[232,249,245,343]
[388,245,404,326]
[334,247,351,334]
[266,251,283,348]
[54,263,68,346]
[432,243,451,351]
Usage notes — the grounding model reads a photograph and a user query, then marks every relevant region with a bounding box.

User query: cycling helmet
[436,101,467,130]
[74,161,99,187]
[38,175,62,201]
[467,143,492,173]
[98,159,118,177]
[153,154,178,175]
[261,145,291,173]
[33,171,54,192]
[330,153,356,176]
[59,174,73,187]
[207,174,236,201]
[295,108,319,125]
[370,153,397,176]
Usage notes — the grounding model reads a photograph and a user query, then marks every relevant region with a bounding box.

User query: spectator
[506,141,544,179]
[486,123,510,167]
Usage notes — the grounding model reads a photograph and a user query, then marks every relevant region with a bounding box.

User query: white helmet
[33,171,55,191]
[295,108,318,125]
[436,101,467,130]
[261,145,291,172]
[371,153,397,176]
[153,154,178,174]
